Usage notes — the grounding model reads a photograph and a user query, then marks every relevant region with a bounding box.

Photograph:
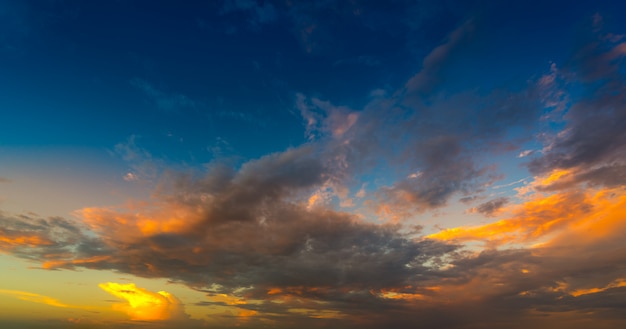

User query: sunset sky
[2,1,626,328]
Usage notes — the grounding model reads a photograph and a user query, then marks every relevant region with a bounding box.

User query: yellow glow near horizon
[0,288,105,314]
[0,289,71,308]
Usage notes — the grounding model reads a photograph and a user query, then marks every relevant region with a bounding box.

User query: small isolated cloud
[0,177,11,183]
[469,197,509,217]
[518,150,533,158]
[99,282,188,322]
[123,172,138,182]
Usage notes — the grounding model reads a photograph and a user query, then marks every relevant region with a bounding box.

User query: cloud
[5,162,626,328]
[428,189,594,246]
[1,145,458,324]
[528,22,626,189]
[404,19,475,98]
[282,11,557,221]
[0,211,105,263]
[114,135,161,183]
[469,197,509,217]
[295,81,544,219]
[297,95,360,140]
[0,177,11,183]
[99,282,188,322]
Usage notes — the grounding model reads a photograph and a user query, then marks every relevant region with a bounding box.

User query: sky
[1,0,626,328]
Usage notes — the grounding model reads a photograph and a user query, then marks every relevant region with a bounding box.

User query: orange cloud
[78,202,205,242]
[288,308,345,319]
[98,282,188,321]
[42,255,111,270]
[0,235,53,250]
[375,290,427,301]
[208,293,247,305]
[570,278,626,297]
[427,187,625,247]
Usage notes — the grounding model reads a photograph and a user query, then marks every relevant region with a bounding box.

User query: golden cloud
[427,186,626,248]
[98,282,188,321]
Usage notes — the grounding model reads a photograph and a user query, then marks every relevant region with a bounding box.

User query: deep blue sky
[3,0,622,162]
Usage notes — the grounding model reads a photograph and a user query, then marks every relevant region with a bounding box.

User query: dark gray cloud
[3,170,626,329]
[0,144,452,291]
[528,23,626,189]
[403,19,475,98]
[471,197,509,216]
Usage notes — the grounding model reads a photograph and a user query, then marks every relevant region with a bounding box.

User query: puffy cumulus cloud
[99,282,188,322]
[80,182,455,296]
